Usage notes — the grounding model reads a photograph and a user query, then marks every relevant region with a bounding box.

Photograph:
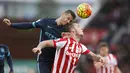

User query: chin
[79,35,83,38]
[80,33,84,36]
[78,33,84,36]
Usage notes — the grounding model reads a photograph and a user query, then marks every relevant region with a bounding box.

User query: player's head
[98,42,109,56]
[62,23,83,41]
[57,10,76,26]
[70,23,84,36]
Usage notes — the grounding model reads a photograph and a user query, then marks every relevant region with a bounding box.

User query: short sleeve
[53,38,68,49]
[32,18,45,28]
[81,44,90,54]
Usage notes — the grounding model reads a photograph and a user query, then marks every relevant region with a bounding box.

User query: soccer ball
[76,3,92,19]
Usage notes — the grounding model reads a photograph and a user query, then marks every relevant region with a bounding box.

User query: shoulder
[109,53,117,60]
[42,18,56,22]
[54,38,68,48]
[55,38,77,45]
[35,18,55,22]
[0,44,8,48]
[79,43,86,48]
[55,38,68,42]
[44,18,57,24]
[80,43,88,51]
[0,44,8,50]
[109,53,115,57]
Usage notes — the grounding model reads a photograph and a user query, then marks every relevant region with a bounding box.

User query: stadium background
[0,0,129,73]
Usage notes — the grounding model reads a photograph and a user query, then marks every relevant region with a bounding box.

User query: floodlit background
[0,0,129,73]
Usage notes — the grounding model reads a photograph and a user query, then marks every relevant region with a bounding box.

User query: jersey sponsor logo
[66,49,80,58]
[66,51,79,58]
[45,32,57,39]
[66,46,82,58]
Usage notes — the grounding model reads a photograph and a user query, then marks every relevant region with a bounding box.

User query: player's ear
[61,32,66,37]
[61,12,65,16]
[61,32,70,37]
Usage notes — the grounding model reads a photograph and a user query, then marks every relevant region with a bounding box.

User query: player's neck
[106,53,109,56]
[72,35,80,42]
[63,36,71,38]
[102,53,108,57]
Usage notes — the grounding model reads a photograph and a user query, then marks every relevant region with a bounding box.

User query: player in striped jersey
[94,42,121,73]
[32,23,106,73]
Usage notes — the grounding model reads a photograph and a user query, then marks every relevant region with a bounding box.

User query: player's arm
[5,46,14,73]
[93,54,106,69]
[32,40,54,55]
[37,40,54,48]
[94,60,104,69]
[3,18,44,29]
[32,38,67,55]
[88,52,105,63]
[81,45,105,64]
[116,67,121,73]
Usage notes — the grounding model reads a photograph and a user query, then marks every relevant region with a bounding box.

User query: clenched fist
[32,47,42,55]
[3,18,12,26]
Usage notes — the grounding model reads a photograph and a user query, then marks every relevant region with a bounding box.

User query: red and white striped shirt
[52,38,90,73]
[96,54,117,73]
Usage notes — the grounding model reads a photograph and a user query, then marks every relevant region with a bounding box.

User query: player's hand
[32,47,42,55]
[99,57,106,65]
[3,18,12,26]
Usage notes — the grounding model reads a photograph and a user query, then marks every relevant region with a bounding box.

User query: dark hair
[65,9,76,20]
[98,42,109,49]
[63,22,74,32]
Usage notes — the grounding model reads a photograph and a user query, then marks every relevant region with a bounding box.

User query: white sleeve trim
[32,22,36,28]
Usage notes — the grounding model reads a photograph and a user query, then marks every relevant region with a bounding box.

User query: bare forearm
[116,67,122,73]
[89,52,101,61]
[32,40,54,54]
[92,54,101,61]
[94,62,103,69]
[37,41,47,49]
[37,40,54,49]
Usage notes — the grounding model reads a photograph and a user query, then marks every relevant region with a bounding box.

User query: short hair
[65,9,76,20]
[98,42,109,49]
[63,22,75,32]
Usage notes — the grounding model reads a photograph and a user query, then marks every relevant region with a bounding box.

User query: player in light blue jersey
[0,44,13,73]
